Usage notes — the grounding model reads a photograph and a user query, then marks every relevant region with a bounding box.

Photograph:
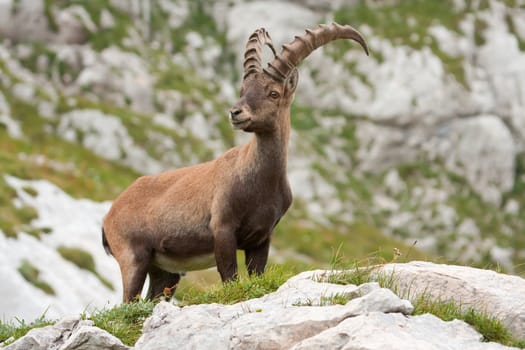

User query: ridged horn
[243,28,277,80]
[264,22,369,81]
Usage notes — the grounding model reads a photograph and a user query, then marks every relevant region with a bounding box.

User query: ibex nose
[229,108,242,119]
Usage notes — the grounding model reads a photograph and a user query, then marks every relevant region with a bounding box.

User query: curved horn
[243,28,277,80]
[264,22,369,81]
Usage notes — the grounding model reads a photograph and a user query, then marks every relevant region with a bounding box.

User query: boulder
[430,115,516,205]
[135,274,413,350]
[4,316,128,350]
[57,109,163,174]
[0,0,89,44]
[134,268,520,350]
[375,261,525,340]
[292,312,515,350]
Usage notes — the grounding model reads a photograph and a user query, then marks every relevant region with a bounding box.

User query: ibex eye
[269,91,280,99]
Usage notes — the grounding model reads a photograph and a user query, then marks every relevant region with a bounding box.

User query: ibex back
[102,23,368,302]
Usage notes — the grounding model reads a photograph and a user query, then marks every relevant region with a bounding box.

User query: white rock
[76,47,154,113]
[504,199,520,215]
[225,1,320,70]
[12,82,34,102]
[100,8,115,29]
[355,121,420,173]
[457,218,480,238]
[384,169,406,196]
[0,0,50,43]
[4,316,129,350]
[136,265,525,349]
[157,0,188,28]
[511,9,525,41]
[438,115,515,204]
[374,194,400,212]
[0,0,89,44]
[429,25,466,57]
[58,109,163,174]
[292,312,515,350]
[185,31,204,49]
[490,246,515,272]
[135,272,413,350]
[60,324,129,350]
[0,91,22,139]
[59,5,97,33]
[377,261,525,339]
[183,112,211,140]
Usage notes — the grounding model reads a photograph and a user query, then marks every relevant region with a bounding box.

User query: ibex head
[230,23,369,134]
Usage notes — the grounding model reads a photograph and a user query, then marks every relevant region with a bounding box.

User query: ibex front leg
[245,239,270,276]
[212,222,238,281]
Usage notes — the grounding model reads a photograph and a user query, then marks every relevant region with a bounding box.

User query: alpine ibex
[102,23,368,302]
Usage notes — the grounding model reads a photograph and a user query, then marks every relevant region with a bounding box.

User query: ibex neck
[244,118,290,180]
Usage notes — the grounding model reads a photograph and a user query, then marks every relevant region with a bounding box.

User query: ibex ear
[285,68,299,95]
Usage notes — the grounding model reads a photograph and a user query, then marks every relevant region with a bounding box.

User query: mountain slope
[1,0,524,321]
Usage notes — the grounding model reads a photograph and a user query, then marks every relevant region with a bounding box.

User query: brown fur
[103,71,296,302]
[102,24,368,302]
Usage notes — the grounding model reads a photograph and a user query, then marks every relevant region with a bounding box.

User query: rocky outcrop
[4,263,524,349]
[135,263,524,349]
[135,276,413,350]
[0,0,90,44]
[293,313,512,350]
[3,317,128,350]
[375,261,525,339]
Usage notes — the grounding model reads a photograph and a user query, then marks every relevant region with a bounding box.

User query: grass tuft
[84,300,155,346]
[0,314,54,346]
[176,264,293,306]
[413,294,525,347]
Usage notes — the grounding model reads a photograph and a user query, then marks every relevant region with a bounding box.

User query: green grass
[413,294,524,346]
[175,264,295,306]
[0,314,54,346]
[0,169,41,238]
[293,292,359,307]
[84,300,155,346]
[273,213,429,267]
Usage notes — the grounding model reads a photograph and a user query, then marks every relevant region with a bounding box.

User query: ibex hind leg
[146,265,181,300]
[118,248,151,302]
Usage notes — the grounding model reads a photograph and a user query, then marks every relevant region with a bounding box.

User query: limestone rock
[292,312,516,350]
[4,317,128,350]
[224,1,320,72]
[0,0,88,44]
[376,261,525,340]
[135,267,524,350]
[58,109,163,174]
[432,115,516,204]
[135,274,413,350]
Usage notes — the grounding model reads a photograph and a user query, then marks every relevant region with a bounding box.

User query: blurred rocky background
[0,0,524,322]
